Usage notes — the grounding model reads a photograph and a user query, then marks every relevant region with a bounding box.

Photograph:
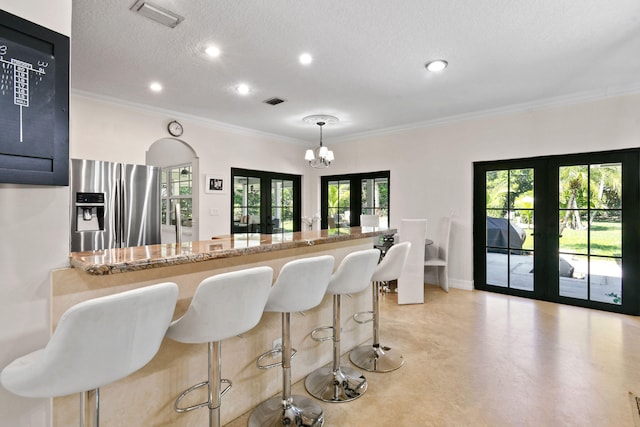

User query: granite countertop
[69,227,395,275]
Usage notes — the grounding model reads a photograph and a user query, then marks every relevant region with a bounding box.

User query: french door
[320,171,390,230]
[474,149,640,314]
[231,168,301,234]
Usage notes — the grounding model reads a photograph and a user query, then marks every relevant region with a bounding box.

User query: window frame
[230,168,302,234]
[473,148,640,315]
[320,170,390,229]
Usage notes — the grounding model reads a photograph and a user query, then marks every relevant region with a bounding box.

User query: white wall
[70,94,311,240]
[324,93,640,289]
[0,1,72,426]
[71,92,640,290]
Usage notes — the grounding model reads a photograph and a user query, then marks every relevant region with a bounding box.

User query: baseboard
[449,279,473,291]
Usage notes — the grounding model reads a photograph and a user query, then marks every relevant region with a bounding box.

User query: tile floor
[225,285,640,426]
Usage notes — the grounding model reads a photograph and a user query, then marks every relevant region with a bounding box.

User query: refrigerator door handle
[114,178,121,248]
[175,203,182,246]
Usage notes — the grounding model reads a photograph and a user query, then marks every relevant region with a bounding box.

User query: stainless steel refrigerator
[70,158,161,252]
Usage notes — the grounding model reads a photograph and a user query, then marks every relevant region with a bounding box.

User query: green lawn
[519,221,621,257]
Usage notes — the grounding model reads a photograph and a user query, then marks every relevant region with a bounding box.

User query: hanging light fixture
[303,114,338,169]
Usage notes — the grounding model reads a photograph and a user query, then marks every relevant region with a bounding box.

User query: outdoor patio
[486,252,622,305]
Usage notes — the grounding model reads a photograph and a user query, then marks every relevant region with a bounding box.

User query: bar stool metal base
[304,365,367,402]
[248,394,324,427]
[349,344,404,373]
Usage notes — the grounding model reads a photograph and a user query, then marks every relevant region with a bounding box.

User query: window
[161,164,192,228]
[231,168,301,234]
[321,171,390,229]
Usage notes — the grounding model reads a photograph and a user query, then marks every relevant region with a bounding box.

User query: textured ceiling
[71,0,640,144]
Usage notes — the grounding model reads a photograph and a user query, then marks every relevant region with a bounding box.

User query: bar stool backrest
[166,267,273,344]
[327,249,380,295]
[265,255,335,313]
[1,282,179,398]
[372,242,412,283]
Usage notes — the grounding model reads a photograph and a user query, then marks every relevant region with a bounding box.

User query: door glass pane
[509,169,533,207]
[327,180,350,228]
[178,198,192,226]
[512,209,532,251]
[486,248,508,287]
[559,254,587,299]
[559,165,588,209]
[590,256,622,305]
[590,210,621,257]
[590,164,621,209]
[233,207,244,225]
[486,170,508,209]
[510,250,534,291]
[559,210,588,254]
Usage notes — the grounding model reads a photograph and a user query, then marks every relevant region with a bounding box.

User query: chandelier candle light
[303,114,338,168]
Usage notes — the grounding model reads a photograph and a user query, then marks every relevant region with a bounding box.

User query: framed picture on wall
[205,174,226,194]
[0,10,70,185]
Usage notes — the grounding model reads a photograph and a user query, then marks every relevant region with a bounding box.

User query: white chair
[249,255,334,427]
[304,249,380,402]
[0,282,179,427]
[425,216,452,292]
[350,242,411,373]
[397,219,428,304]
[360,214,380,227]
[166,267,273,427]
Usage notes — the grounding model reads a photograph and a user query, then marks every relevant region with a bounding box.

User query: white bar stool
[249,255,335,427]
[0,282,179,427]
[350,242,411,372]
[304,248,380,402]
[165,266,273,427]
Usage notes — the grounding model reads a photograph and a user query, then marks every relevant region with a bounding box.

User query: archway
[147,138,199,243]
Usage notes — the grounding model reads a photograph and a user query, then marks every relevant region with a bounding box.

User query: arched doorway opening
[147,138,199,243]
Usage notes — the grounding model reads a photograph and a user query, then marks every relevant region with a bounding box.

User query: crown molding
[331,84,640,144]
[71,89,305,145]
[73,83,640,147]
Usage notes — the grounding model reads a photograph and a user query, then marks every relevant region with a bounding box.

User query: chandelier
[303,115,338,169]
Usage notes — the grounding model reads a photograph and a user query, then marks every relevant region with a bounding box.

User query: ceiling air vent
[130,0,184,28]
[263,97,286,106]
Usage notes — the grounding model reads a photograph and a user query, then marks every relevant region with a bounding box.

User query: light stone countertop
[69,227,395,275]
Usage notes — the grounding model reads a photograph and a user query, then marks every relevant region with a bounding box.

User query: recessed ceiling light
[236,83,250,95]
[150,82,163,92]
[205,45,221,58]
[299,53,313,65]
[425,60,448,72]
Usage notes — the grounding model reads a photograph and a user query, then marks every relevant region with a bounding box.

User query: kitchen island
[52,227,393,426]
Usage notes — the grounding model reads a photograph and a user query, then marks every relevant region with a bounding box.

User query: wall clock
[167,120,183,137]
